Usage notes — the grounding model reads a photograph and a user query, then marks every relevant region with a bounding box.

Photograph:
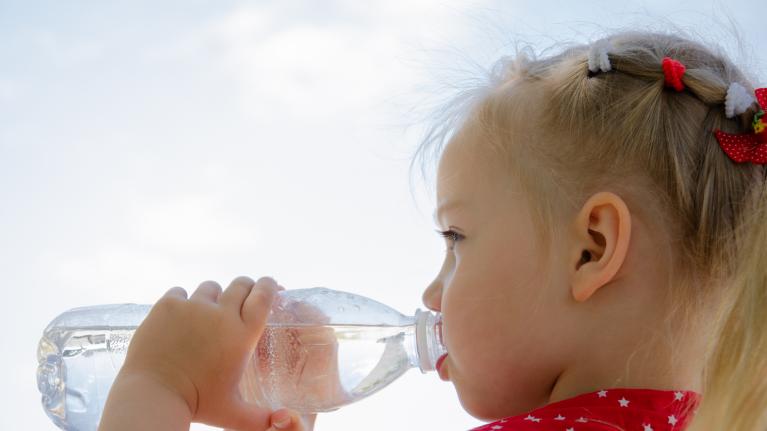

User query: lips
[436,353,449,381]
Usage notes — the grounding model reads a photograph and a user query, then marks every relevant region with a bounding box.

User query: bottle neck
[407,309,447,372]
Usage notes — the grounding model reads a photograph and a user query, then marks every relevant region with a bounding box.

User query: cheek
[443,272,518,368]
[455,231,543,309]
[442,228,562,394]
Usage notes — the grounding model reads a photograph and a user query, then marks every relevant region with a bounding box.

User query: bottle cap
[414,309,446,372]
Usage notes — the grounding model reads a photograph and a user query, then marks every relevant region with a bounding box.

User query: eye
[435,229,465,251]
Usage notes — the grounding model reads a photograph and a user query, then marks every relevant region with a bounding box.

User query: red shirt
[469,388,701,431]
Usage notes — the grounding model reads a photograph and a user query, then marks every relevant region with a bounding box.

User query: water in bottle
[37,287,447,431]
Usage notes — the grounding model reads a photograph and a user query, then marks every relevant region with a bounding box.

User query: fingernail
[272,409,291,429]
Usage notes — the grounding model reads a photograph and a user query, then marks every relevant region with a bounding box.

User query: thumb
[216,398,273,431]
[268,408,314,431]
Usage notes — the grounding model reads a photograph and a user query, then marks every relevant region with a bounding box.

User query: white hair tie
[587,39,613,73]
[724,82,755,118]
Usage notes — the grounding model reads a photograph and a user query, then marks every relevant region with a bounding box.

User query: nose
[422,279,443,312]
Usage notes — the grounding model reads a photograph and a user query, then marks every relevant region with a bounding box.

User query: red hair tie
[662,57,686,92]
[714,88,767,164]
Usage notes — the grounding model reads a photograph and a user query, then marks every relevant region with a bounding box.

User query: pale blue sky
[2,1,763,430]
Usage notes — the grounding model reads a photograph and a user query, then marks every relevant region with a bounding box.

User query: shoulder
[470,414,625,431]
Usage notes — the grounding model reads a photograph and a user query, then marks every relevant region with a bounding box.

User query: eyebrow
[432,200,464,226]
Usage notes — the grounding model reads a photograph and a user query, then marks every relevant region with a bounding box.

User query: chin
[454,384,507,422]
[455,381,542,422]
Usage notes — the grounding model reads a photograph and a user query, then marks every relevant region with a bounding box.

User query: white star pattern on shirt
[524,414,541,423]
[464,389,699,431]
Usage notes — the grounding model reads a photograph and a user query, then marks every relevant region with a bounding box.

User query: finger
[242,277,279,332]
[217,398,272,431]
[162,286,188,300]
[269,408,309,430]
[219,275,256,315]
[287,301,329,324]
[189,280,222,303]
[256,276,279,288]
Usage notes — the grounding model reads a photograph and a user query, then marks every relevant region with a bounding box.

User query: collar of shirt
[469,388,702,431]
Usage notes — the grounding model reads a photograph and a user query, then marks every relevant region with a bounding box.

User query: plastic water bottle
[36,287,447,431]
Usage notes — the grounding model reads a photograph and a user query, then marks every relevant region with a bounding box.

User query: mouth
[436,353,449,381]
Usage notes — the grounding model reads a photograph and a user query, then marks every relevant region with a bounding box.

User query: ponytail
[686,187,767,431]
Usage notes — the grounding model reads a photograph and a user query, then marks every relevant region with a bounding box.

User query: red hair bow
[662,57,686,92]
[714,88,767,164]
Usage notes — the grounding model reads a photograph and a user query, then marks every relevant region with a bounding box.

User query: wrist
[121,369,195,415]
[118,366,197,415]
[99,371,193,431]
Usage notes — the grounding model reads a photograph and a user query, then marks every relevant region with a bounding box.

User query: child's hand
[108,276,314,430]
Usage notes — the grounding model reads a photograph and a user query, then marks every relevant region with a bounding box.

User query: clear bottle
[36,287,447,431]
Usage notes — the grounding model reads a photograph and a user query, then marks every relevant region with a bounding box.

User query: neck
[547,302,708,404]
[549,334,703,403]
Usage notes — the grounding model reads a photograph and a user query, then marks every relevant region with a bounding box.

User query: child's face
[422,130,578,420]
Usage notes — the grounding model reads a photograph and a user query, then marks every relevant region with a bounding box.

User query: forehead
[437,137,477,194]
[435,125,508,221]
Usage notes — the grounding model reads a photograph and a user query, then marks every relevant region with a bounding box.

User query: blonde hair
[412,30,767,430]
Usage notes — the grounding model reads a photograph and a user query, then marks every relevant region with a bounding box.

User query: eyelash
[435,229,465,250]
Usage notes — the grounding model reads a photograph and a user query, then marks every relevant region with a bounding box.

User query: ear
[569,192,632,302]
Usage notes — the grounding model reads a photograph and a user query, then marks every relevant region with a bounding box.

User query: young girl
[98,30,767,431]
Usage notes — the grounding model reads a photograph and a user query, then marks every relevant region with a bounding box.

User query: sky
[1,1,763,430]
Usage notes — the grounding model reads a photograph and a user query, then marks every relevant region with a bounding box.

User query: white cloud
[199,1,489,122]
